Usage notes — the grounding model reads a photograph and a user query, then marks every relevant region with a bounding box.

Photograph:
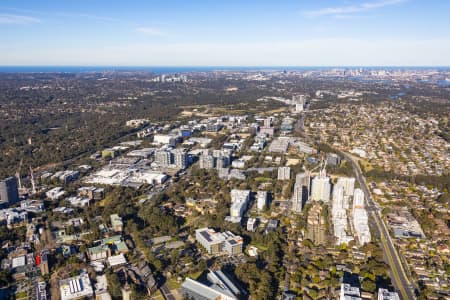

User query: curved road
[343,152,415,300]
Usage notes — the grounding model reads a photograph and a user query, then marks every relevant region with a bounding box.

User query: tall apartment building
[0,177,19,207]
[291,183,307,213]
[311,169,331,202]
[278,166,291,180]
[352,188,371,245]
[195,228,243,255]
[336,177,355,197]
[295,172,310,190]
[228,189,251,223]
[172,149,188,169]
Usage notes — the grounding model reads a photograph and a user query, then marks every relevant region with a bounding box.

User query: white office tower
[378,288,400,300]
[295,103,304,112]
[353,208,371,245]
[291,183,305,213]
[353,188,365,211]
[229,189,251,223]
[277,166,291,180]
[336,177,355,197]
[311,169,331,202]
[256,191,268,211]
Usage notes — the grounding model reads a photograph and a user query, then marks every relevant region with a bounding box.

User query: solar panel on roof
[200,230,213,242]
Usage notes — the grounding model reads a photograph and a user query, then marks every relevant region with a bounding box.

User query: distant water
[0,66,449,74]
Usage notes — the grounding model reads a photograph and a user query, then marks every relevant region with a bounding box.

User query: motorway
[343,152,416,300]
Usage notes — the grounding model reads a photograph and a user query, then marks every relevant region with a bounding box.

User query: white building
[247,218,257,232]
[353,188,365,210]
[229,189,251,222]
[46,187,65,200]
[378,288,400,300]
[340,283,361,300]
[291,183,305,213]
[153,134,177,146]
[353,208,371,245]
[60,270,94,300]
[311,169,331,202]
[331,184,354,245]
[256,191,268,211]
[172,149,188,169]
[336,177,355,198]
[155,150,172,167]
[278,166,291,181]
[195,228,243,255]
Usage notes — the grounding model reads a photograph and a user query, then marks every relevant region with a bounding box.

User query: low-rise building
[59,270,94,300]
[195,228,243,255]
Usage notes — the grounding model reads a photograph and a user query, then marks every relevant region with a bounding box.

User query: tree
[106,270,122,299]
[361,278,376,293]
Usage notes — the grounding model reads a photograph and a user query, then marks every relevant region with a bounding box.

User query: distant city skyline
[1,0,450,66]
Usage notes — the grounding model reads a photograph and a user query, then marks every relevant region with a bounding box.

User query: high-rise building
[336,177,355,197]
[352,188,371,245]
[0,177,19,207]
[311,169,331,202]
[172,149,188,168]
[155,150,172,167]
[278,166,291,180]
[296,172,310,190]
[291,183,307,213]
[229,189,251,222]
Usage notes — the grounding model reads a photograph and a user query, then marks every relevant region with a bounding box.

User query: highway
[343,152,416,300]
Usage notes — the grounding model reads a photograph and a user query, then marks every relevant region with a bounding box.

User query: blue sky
[1,0,449,66]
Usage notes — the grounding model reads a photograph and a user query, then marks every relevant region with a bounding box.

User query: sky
[1,0,450,66]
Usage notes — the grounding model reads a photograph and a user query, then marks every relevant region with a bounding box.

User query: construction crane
[30,166,36,194]
[15,159,23,189]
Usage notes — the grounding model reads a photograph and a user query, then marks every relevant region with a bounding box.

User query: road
[160,283,176,300]
[342,152,416,300]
